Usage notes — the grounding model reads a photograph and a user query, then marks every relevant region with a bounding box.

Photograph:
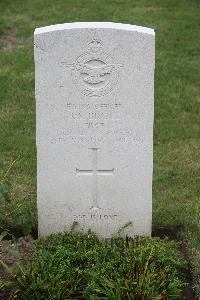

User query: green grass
[1,231,187,299]
[0,0,199,296]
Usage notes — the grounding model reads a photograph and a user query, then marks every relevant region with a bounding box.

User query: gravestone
[34,22,155,238]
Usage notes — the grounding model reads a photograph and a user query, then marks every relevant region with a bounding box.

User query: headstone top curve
[34,22,155,36]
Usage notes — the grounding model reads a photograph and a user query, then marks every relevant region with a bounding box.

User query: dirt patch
[153,225,198,299]
[0,27,18,50]
[180,241,198,300]
[0,235,35,299]
[0,235,35,265]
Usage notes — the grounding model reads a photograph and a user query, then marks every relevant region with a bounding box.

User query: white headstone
[35,22,155,238]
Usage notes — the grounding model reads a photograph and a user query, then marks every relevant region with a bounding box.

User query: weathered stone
[34,22,155,238]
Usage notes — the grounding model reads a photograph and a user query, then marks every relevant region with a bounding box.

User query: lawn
[0,0,199,297]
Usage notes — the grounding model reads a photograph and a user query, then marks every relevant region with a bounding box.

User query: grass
[1,230,187,299]
[0,0,199,296]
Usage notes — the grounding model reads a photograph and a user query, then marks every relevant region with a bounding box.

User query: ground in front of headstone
[0,229,197,300]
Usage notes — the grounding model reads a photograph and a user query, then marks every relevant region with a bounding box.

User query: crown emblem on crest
[88,34,103,53]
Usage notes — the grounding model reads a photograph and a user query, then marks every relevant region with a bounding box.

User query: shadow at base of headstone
[152,224,183,240]
[1,224,38,240]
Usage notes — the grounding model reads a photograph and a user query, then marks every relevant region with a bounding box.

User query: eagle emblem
[80,64,115,85]
[62,34,122,97]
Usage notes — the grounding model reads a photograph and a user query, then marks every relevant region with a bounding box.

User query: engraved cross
[76,148,114,210]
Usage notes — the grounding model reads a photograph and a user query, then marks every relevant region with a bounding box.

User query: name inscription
[45,100,144,145]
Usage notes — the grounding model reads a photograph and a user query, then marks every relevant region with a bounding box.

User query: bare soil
[0,235,35,299]
[153,225,198,300]
[0,27,18,50]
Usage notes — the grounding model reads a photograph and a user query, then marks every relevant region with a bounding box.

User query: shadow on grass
[1,224,38,240]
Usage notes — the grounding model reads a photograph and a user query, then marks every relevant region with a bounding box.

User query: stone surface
[34,22,155,238]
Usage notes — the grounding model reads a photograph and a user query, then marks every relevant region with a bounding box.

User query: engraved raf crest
[63,34,122,97]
